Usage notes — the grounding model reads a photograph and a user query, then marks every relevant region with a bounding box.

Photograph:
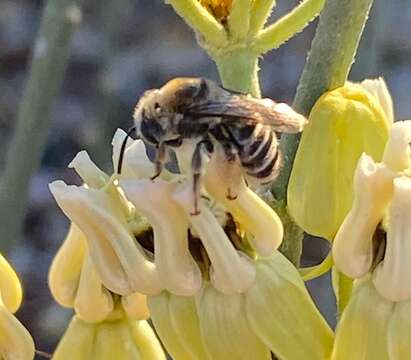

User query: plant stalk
[271,0,374,265]
[0,0,83,252]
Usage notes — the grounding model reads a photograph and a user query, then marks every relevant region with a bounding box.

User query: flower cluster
[330,87,411,358]
[50,128,333,359]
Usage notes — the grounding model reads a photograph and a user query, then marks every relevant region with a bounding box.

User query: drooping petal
[387,299,411,359]
[174,185,256,294]
[52,316,96,360]
[74,254,114,323]
[196,284,271,360]
[148,292,195,360]
[332,276,392,360]
[49,180,162,295]
[92,318,141,360]
[204,152,283,255]
[373,176,411,301]
[0,294,35,360]
[382,120,411,172]
[0,253,23,313]
[48,223,87,308]
[245,252,333,360]
[68,151,109,189]
[122,292,150,321]
[121,179,202,296]
[333,154,394,278]
[168,294,210,360]
[128,320,167,360]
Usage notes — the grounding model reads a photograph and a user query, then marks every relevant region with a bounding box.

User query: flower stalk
[0,0,83,251]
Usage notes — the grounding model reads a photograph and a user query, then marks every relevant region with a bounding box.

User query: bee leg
[151,142,166,180]
[190,139,212,216]
[223,143,239,201]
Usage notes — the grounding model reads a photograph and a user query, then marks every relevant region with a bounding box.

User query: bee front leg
[151,142,166,180]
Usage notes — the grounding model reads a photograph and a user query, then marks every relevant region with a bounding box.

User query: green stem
[167,0,228,47]
[214,50,261,97]
[273,0,375,201]
[0,0,83,252]
[252,0,325,55]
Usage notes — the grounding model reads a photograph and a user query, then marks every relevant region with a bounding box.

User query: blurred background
[0,0,410,355]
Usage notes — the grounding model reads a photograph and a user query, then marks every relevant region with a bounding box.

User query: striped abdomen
[229,124,282,184]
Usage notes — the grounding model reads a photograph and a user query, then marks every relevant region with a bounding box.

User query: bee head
[133,78,212,145]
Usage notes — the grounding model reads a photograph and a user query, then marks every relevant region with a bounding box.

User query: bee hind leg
[190,139,213,216]
[223,143,239,201]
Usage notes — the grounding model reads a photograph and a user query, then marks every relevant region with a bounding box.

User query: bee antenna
[117,126,137,175]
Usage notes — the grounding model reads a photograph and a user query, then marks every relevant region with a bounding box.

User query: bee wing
[186,96,307,133]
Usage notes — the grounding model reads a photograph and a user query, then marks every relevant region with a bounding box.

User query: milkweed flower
[331,120,411,359]
[288,78,392,240]
[52,306,165,360]
[50,129,333,359]
[0,253,35,359]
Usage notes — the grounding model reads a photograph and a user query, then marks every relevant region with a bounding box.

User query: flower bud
[288,79,391,240]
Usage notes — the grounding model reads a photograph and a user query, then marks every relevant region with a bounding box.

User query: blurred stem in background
[272,0,375,265]
[89,0,130,169]
[0,0,83,252]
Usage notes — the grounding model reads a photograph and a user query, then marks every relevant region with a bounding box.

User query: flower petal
[52,316,96,360]
[148,292,194,360]
[174,185,256,294]
[204,151,283,255]
[74,254,114,323]
[196,284,271,360]
[0,253,23,313]
[360,77,394,124]
[0,294,35,360]
[373,176,411,301]
[48,223,87,308]
[128,320,166,360]
[333,154,394,278]
[246,252,334,360]
[382,120,411,172]
[121,179,202,296]
[68,151,108,188]
[122,292,150,321]
[49,180,161,295]
[331,276,392,360]
[168,294,210,360]
[112,129,154,179]
[387,299,411,359]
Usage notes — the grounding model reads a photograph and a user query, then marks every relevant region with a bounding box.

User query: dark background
[0,0,410,355]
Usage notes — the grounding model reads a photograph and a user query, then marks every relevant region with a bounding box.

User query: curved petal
[121,179,202,296]
[48,223,87,308]
[204,151,283,256]
[373,176,411,301]
[195,284,271,360]
[246,252,333,360]
[174,185,256,294]
[333,154,394,278]
[69,151,108,188]
[0,254,23,313]
[382,120,411,172]
[49,180,162,295]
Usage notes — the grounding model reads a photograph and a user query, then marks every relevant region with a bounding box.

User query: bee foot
[150,172,160,181]
[190,209,201,216]
[226,189,238,200]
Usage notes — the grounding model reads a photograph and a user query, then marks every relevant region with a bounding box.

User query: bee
[118,77,307,214]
